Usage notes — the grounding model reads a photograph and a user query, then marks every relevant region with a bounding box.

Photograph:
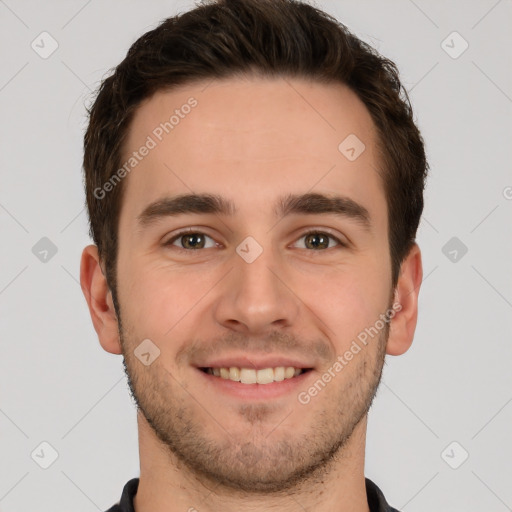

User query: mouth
[198,366,313,384]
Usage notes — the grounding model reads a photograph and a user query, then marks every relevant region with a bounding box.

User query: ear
[386,243,423,356]
[80,244,122,355]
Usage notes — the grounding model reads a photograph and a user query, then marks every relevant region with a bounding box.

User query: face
[114,75,394,492]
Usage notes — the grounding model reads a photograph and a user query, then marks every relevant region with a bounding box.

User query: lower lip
[196,368,314,400]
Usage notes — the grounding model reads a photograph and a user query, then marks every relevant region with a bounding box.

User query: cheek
[299,265,389,343]
[117,259,194,341]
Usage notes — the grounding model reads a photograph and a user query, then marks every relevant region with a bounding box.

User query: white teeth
[240,368,257,384]
[285,367,295,379]
[274,367,285,381]
[229,367,240,381]
[256,368,274,384]
[205,366,305,384]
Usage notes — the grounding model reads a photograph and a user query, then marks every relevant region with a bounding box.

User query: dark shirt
[105,477,400,511]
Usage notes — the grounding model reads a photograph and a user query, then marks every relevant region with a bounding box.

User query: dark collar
[106,476,400,512]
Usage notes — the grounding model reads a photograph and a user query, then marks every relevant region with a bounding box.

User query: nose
[213,243,301,335]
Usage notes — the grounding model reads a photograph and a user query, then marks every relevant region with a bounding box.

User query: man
[80,0,427,510]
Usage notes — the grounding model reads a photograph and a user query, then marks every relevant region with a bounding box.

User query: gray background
[1,0,511,510]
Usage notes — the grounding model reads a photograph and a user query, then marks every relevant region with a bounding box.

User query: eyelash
[163,228,347,252]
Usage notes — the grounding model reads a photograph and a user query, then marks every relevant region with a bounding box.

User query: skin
[80,75,422,512]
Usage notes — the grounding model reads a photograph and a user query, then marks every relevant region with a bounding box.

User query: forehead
[119,75,386,232]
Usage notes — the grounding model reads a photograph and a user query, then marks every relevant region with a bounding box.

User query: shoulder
[104,478,139,512]
[365,477,401,512]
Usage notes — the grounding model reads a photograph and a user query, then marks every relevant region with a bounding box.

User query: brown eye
[294,231,344,250]
[165,231,217,250]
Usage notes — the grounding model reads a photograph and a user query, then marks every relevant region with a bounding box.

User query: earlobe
[385,243,423,356]
[80,245,122,355]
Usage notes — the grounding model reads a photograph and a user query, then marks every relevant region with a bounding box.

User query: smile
[200,366,312,384]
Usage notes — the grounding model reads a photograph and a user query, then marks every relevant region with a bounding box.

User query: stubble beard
[117,308,389,494]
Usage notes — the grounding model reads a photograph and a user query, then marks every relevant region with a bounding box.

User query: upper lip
[195,354,315,370]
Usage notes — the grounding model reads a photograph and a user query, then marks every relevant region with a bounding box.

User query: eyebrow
[136,192,371,231]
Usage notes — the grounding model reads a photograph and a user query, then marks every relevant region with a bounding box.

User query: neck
[133,412,370,512]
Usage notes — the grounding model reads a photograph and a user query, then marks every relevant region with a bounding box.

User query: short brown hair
[83,0,428,307]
